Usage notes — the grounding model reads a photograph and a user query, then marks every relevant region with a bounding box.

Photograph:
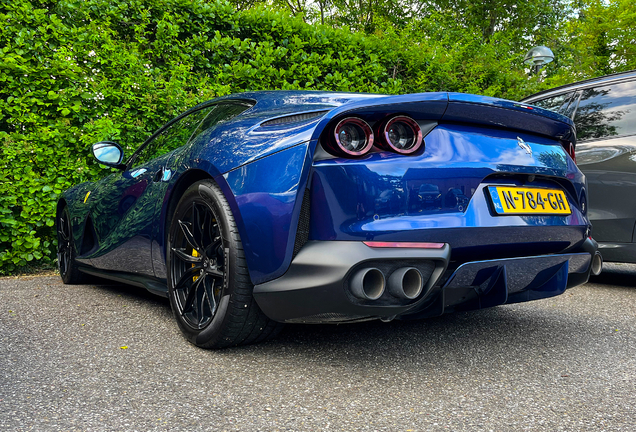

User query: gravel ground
[1,264,635,431]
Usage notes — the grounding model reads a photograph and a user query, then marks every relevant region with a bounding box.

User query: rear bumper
[253,237,597,323]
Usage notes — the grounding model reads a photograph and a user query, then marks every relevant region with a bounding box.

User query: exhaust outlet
[350,268,385,300]
[388,267,423,300]
[591,251,603,276]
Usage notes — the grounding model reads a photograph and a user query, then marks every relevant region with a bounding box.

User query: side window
[575,81,636,141]
[189,103,252,144]
[531,92,576,117]
[130,106,214,168]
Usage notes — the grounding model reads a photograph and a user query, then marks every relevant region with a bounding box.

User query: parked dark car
[418,184,442,209]
[58,91,598,349]
[445,188,470,211]
[374,189,403,215]
[522,70,636,265]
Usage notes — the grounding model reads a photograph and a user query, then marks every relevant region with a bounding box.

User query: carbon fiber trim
[292,189,311,259]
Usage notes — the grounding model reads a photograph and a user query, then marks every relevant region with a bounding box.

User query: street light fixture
[524,46,555,75]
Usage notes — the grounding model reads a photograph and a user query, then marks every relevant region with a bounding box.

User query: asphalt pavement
[1,264,635,431]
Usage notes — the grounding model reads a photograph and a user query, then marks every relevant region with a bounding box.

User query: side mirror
[92,141,126,169]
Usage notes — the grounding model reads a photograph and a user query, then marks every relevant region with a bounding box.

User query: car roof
[521,69,636,102]
[204,90,385,114]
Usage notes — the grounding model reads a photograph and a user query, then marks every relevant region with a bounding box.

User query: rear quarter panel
[161,110,326,285]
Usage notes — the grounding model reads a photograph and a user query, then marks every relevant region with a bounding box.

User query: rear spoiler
[444,93,576,145]
[310,92,576,145]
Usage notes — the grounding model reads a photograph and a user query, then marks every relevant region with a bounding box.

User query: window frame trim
[124,99,255,170]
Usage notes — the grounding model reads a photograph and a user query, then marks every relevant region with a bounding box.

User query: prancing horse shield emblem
[517,137,532,155]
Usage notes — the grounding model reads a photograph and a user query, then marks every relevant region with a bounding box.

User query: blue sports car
[57,91,599,348]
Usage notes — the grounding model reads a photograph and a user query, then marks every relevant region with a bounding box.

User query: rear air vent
[292,189,311,259]
[261,111,328,127]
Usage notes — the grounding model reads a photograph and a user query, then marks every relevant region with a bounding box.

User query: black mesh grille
[80,217,97,256]
[292,189,311,259]
[261,111,328,127]
[285,313,372,324]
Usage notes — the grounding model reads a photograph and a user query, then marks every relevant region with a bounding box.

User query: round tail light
[377,115,423,154]
[326,117,374,157]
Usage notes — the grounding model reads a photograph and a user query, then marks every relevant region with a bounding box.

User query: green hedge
[0,0,410,274]
[1,0,553,274]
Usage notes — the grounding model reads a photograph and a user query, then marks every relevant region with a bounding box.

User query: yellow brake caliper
[192,249,199,282]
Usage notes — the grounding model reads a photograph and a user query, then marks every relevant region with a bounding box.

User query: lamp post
[524,46,554,81]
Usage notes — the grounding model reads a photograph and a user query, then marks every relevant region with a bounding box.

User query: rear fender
[221,141,313,285]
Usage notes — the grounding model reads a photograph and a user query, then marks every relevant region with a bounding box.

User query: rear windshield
[575,80,636,141]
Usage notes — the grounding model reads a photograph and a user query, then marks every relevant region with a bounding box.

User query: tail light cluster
[328,117,375,156]
[324,115,424,158]
[561,140,576,164]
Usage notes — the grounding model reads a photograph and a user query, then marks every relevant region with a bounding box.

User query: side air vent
[292,189,311,259]
[261,111,329,127]
[80,216,98,256]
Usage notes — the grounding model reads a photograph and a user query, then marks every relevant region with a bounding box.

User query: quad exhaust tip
[350,268,385,300]
[591,251,603,276]
[351,267,425,301]
[388,267,424,299]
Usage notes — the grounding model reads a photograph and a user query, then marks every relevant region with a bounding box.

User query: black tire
[167,180,284,349]
[57,206,88,284]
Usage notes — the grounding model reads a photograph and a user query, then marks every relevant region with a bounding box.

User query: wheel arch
[56,197,68,218]
[161,142,314,286]
[55,198,69,250]
[222,142,314,285]
[163,169,215,256]
[160,166,259,284]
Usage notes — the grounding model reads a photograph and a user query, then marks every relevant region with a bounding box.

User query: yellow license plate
[487,186,571,215]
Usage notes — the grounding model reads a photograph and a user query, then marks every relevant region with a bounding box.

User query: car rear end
[522,72,636,265]
[253,92,597,323]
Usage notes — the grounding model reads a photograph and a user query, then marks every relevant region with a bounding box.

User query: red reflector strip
[363,241,445,249]
[561,140,576,164]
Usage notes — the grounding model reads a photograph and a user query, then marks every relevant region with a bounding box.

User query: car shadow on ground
[589,263,636,288]
[88,278,170,306]
[77,269,633,367]
[233,304,608,372]
[241,268,636,363]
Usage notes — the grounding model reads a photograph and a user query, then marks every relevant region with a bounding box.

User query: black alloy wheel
[167,180,283,349]
[57,206,87,284]
[170,200,225,330]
